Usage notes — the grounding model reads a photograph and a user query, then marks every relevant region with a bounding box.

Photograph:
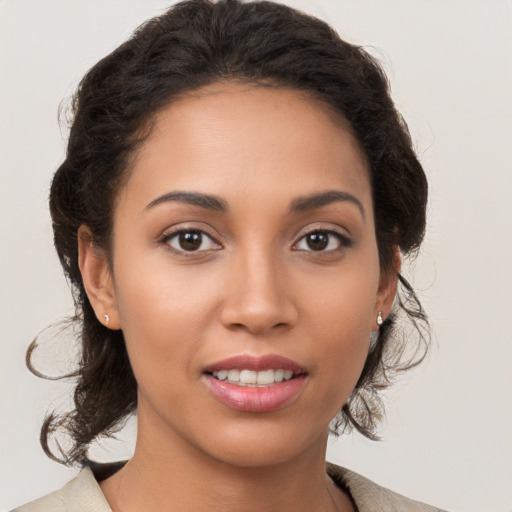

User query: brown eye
[165,230,220,252]
[295,230,348,252]
[305,232,329,251]
[179,232,202,251]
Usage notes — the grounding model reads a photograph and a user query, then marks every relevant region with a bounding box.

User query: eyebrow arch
[145,191,228,212]
[289,190,365,218]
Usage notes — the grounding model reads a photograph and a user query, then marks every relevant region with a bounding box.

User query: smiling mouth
[203,356,308,412]
[211,369,296,387]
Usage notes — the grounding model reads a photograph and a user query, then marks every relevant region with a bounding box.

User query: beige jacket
[13,462,448,512]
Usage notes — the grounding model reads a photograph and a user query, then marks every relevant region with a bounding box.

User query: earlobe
[374,246,401,330]
[77,226,121,330]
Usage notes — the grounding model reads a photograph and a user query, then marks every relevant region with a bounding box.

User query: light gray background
[1,1,511,511]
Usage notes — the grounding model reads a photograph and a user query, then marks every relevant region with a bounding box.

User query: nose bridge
[221,241,296,334]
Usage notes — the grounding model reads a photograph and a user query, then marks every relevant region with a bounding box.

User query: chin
[194,417,330,469]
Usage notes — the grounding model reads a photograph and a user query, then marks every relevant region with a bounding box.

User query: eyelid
[158,224,222,253]
[292,227,353,252]
[156,223,351,254]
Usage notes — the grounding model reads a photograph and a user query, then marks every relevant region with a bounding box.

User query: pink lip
[202,354,308,413]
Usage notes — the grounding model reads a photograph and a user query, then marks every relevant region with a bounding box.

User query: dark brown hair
[28,0,429,465]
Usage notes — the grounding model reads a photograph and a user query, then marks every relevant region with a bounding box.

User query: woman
[13,0,445,510]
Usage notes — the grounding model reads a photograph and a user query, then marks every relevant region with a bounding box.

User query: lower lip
[203,374,308,413]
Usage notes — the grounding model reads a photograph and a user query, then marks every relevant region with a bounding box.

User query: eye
[294,230,349,252]
[163,229,220,253]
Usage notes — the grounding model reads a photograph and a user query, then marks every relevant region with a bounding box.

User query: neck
[100,412,353,512]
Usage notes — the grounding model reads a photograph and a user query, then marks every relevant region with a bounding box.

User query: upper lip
[203,354,306,374]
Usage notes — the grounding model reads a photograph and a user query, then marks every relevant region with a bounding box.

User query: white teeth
[274,369,284,382]
[212,369,296,386]
[239,370,257,384]
[256,370,274,385]
[227,369,240,381]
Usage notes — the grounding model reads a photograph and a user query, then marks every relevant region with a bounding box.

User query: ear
[373,246,401,331]
[78,225,121,330]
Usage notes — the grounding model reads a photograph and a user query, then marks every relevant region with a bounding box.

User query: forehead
[118,83,372,215]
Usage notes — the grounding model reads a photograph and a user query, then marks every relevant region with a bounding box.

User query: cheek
[306,312,372,420]
[301,254,379,338]
[310,302,371,381]
[114,247,220,329]
[300,258,379,403]
[111,257,221,384]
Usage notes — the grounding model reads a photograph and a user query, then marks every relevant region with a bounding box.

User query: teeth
[256,370,274,385]
[227,369,240,381]
[274,369,284,382]
[239,370,257,384]
[283,370,293,380]
[212,369,296,386]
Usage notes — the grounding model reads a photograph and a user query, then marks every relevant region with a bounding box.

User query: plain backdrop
[1,1,511,511]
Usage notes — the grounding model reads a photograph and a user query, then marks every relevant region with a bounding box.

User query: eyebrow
[145,191,228,212]
[289,190,365,218]
[145,189,364,218]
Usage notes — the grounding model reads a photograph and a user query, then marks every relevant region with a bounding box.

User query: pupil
[179,232,202,251]
[307,232,328,251]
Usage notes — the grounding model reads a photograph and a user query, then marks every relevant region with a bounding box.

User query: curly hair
[27,0,429,465]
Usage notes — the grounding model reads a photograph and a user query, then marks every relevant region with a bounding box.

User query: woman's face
[96,83,394,467]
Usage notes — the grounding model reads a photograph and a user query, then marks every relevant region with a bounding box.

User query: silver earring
[104,314,110,325]
[377,311,383,326]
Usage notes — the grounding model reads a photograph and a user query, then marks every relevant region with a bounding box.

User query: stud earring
[104,314,110,325]
[377,311,383,326]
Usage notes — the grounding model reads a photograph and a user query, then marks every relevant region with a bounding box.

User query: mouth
[202,355,308,412]
[210,369,296,387]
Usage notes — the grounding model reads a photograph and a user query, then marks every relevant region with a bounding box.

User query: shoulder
[326,462,448,512]
[11,467,111,512]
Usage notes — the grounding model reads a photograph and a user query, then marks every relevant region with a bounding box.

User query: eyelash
[158,226,221,256]
[158,227,352,255]
[292,229,352,253]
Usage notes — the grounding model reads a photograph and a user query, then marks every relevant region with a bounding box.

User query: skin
[79,83,398,512]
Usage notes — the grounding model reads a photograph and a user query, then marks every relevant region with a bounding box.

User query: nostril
[219,278,299,334]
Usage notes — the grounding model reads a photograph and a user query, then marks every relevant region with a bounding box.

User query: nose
[220,247,298,335]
